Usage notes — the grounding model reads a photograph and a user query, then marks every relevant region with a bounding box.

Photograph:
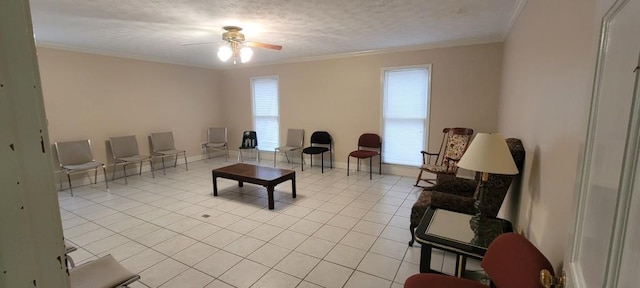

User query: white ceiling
[29,0,523,69]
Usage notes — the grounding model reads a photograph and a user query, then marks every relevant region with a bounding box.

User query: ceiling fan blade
[180,41,217,47]
[246,41,283,50]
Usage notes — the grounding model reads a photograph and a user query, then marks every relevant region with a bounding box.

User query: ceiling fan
[194,26,283,64]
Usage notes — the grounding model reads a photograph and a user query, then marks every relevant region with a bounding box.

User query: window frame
[379,64,432,167]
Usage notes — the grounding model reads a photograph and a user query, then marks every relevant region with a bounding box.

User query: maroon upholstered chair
[404,233,553,288]
[347,133,382,180]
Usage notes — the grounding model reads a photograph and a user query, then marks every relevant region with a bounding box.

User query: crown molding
[503,0,529,39]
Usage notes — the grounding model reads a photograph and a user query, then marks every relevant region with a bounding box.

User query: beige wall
[37,48,224,167]
[221,43,504,165]
[498,0,599,267]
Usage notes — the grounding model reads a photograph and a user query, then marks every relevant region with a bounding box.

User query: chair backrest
[109,135,141,159]
[310,131,332,146]
[55,140,95,166]
[440,127,474,165]
[208,127,227,143]
[285,129,304,147]
[151,132,176,152]
[481,233,554,288]
[478,138,525,217]
[241,131,258,148]
[358,133,381,150]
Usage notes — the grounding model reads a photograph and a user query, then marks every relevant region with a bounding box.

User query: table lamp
[456,133,518,244]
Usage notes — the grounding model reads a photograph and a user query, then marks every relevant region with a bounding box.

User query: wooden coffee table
[212,163,296,209]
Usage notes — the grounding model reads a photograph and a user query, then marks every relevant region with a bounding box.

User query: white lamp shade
[217,45,232,62]
[457,133,518,175]
[240,47,253,63]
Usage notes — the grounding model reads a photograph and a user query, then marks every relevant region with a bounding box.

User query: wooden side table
[414,207,513,277]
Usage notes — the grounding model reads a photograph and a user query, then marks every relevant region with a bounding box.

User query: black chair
[238,130,259,162]
[301,131,333,173]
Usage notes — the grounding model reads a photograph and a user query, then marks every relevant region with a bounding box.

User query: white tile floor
[60,157,481,288]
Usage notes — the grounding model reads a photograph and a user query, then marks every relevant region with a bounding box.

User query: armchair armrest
[425,176,478,197]
[420,151,440,165]
[430,191,477,215]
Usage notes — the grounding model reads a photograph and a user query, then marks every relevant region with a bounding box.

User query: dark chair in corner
[347,133,382,180]
[238,130,259,162]
[408,138,525,246]
[415,127,474,187]
[302,131,333,173]
[404,233,553,288]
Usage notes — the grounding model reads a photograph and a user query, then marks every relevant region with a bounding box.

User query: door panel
[565,0,640,287]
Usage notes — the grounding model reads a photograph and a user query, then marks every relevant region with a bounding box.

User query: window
[382,66,430,166]
[251,76,279,151]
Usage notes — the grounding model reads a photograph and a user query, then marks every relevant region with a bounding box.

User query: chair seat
[422,163,455,173]
[276,145,301,151]
[349,150,378,158]
[404,273,486,288]
[303,146,329,154]
[204,142,226,148]
[155,149,185,155]
[115,155,150,162]
[62,161,103,171]
[70,255,139,288]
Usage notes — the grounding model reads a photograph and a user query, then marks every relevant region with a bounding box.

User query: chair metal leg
[112,163,117,181]
[379,155,382,175]
[183,152,188,170]
[369,157,372,180]
[67,174,73,196]
[138,161,143,175]
[225,146,229,161]
[149,159,155,178]
[173,154,178,168]
[330,151,333,169]
[321,152,324,173]
[123,164,128,185]
[239,150,243,162]
[161,157,166,175]
[102,165,108,189]
[94,169,98,184]
[347,156,350,176]
[256,149,260,162]
[274,150,277,167]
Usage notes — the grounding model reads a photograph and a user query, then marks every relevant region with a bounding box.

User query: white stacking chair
[274,128,304,167]
[109,135,154,184]
[150,131,188,174]
[202,127,228,161]
[69,254,140,288]
[54,139,108,196]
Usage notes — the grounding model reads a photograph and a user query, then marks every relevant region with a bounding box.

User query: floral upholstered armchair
[408,138,525,246]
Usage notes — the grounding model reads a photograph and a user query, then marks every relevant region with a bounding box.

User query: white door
[564,0,640,287]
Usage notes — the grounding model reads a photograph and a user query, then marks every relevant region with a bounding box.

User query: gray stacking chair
[69,254,140,288]
[54,139,108,196]
[150,131,188,174]
[109,135,154,184]
[202,127,228,161]
[274,129,304,167]
[64,239,78,268]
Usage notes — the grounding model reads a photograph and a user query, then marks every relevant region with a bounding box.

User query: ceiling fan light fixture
[217,45,232,62]
[240,47,253,63]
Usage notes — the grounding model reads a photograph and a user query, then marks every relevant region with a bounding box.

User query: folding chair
[54,139,108,196]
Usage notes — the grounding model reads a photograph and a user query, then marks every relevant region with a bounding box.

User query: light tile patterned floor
[60,158,478,288]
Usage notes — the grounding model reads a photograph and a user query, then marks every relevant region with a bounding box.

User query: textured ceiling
[29,0,522,69]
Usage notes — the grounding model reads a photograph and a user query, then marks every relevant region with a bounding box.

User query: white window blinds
[251,76,279,151]
[382,67,429,166]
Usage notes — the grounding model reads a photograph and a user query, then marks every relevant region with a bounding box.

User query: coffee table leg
[212,172,218,196]
[267,186,275,209]
[420,244,432,273]
[455,255,467,277]
[291,174,296,198]
[238,181,243,187]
